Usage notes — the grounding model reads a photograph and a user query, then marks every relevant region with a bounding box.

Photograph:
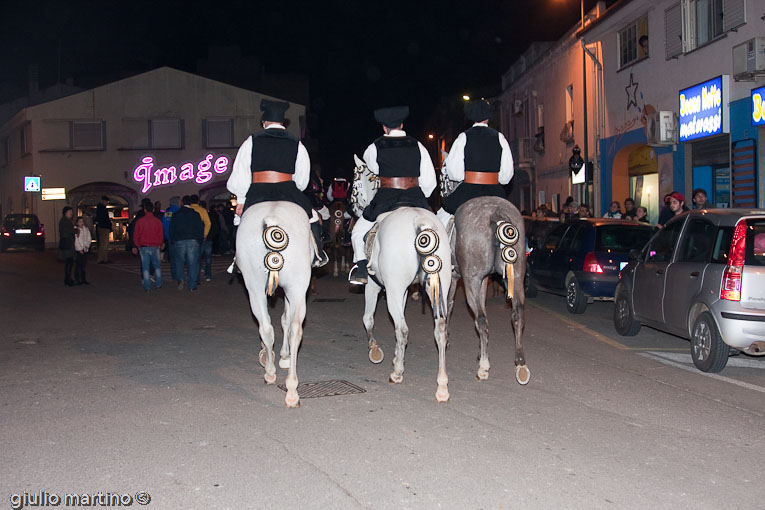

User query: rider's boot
[311,221,329,268]
[349,259,368,286]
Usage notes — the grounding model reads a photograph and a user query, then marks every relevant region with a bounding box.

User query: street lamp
[427,133,435,140]
[462,95,470,101]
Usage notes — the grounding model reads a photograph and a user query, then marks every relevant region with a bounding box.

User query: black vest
[373,136,421,178]
[250,129,299,174]
[464,126,501,173]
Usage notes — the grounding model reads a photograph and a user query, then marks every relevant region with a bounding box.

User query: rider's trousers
[436,208,452,229]
[351,217,375,262]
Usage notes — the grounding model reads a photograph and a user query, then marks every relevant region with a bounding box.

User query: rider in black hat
[436,99,514,228]
[227,98,328,267]
[349,106,437,285]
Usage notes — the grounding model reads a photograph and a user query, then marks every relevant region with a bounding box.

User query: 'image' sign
[752,86,765,127]
[678,75,729,142]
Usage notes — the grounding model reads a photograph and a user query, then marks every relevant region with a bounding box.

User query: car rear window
[596,225,652,253]
[746,219,765,267]
[4,215,39,228]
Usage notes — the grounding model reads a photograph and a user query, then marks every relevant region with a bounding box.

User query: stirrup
[313,249,329,268]
[348,263,367,286]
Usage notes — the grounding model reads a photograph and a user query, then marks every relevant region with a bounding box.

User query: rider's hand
[235,204,244,217]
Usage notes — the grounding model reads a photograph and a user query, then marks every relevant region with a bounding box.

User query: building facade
[0,67,305,245]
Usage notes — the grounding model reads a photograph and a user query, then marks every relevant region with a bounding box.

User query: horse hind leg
[466,275,491,381]
[363,279,384,364]
[284,292,307,408]
[512,269,530,385]
[387,287,409,383]
[434,317,449,402]
[279,298,292,369]
[249,287,277,384]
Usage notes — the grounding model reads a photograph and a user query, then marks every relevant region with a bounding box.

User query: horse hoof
[285,395,301,408]
[476,370,489,381]
[515,365,530,385]
[279,358,291,369]
[436,388,450,402]
[368,346,384,364]
[258,348,268,368]
[264,373,277,385]
[389,373,403,384]
[333,271,339,277]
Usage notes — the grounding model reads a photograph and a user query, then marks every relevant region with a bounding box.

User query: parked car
[614,209,765,373]
[1,214,45,251]
[526,218,654,313]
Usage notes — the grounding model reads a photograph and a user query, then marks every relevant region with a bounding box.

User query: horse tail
[414,223,446,320]
[490,210,521,300]
[262,217,289,297]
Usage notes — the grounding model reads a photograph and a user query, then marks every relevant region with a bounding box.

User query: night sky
[1,0,599,176]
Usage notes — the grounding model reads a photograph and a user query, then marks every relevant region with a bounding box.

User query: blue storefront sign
[678,75,729,142]
[753,85,765,127]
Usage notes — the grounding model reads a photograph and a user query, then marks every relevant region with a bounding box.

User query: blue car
[525,218,654,313]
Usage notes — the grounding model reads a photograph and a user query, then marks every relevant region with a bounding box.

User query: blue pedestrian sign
[24,176,41,192]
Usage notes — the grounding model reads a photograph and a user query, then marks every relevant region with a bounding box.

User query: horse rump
[414,222,447,319]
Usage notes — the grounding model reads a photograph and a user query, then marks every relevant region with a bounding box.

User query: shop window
[665,0,746,58]
[619,17,649,68]
[72,121,105,150]
[151,119,183,149]
[204,118,234,148]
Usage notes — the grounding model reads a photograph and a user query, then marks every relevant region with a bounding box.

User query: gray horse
[446,196,530,385]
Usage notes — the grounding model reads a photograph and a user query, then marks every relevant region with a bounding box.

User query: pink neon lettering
[179,163,194,181]
[195,154,213,185]
[153,166,177,186]
[214,156,229,174]
[133,157,154,194]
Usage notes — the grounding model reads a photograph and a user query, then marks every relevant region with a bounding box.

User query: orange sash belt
[252,171,292,183]
[465,171,499,185]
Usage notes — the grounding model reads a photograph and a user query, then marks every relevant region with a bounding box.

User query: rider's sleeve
[444,133,467,182]
[362,143,379,175]
[417,142,437,198]
[293,142,311,191]
[498,132,515,185]
[228,136,253,205]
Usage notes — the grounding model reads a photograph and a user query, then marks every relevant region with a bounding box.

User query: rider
[349,106,437,285]
[436,99,514,228]
[227,98,328,267]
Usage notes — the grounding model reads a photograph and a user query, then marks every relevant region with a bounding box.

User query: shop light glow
[132,154,229,194]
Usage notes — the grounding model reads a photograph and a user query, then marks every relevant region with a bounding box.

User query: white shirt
[74,226,92,252]
[444,122,514,185]
[227,124,311,205]
[362,129,437,198]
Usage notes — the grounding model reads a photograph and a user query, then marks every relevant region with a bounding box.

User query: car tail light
[583,252,604,273]
[36,231,43,236]
[720,221,747,301]
[1,228,8,237]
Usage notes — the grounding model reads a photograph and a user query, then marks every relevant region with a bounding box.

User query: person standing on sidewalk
[73,216,92,285]
[132,202,165,292]
[170,195,204,291]
[58,206,76,286]
[189,194,211,282]
[95,196,111,264]
[162,196,180,265]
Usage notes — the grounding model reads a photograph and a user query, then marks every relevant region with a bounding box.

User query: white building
[501,0,765,220]
[0,67,306,245]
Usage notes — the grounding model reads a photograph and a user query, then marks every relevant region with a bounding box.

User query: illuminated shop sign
[41,188,67,200]
[132,154,230,194]
[678,75,729,142]
[752,86,765,127]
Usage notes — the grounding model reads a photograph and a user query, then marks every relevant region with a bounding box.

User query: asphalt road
[1,249,764,510]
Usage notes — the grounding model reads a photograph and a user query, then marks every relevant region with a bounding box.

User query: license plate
[619,262,628,270]
[15,229,31,234]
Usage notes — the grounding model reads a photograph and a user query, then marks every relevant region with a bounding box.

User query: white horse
[352,156,453,402]
[236,201,312,408]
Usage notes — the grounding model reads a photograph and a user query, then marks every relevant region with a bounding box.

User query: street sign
[24,176,41,192]
[41,188,67,200]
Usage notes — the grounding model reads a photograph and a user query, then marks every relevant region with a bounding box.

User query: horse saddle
[363,223,379,272]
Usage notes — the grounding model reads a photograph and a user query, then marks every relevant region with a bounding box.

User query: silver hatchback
[614,209,765,372]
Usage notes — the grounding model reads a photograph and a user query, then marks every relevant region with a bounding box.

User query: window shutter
[664,3,683,59]
[72,121,104,149]
[723,0,746,32]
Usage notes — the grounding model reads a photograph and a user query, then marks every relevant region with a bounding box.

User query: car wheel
[690,312,729,373]
[524,271,538,298]
[565,276,587,314]
[613,289,641,336]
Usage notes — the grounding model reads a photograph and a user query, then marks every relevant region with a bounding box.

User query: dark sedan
[526,218,653,313]
[1,214,46,251]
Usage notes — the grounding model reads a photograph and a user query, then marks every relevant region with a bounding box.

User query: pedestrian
[657,193,673,228]
[692,188,713,209]
[127,198,151,251]
[169,195,204,291]
[576,204,591,218]
[349,105,437,285]
[73,216,92,285]
[58,206,76,286]
[667,192,686,218]
[95,195,111,263]
[153,201,163,219]
[623,198,637,220]
[198,199,214,281]
[603,201,622,218]
[214,203,232,253]
[634,206,650,223]
[132,202,165,292]
[162,196,180,264]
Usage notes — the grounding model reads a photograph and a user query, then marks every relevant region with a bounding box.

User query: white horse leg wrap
[351,217,374,262]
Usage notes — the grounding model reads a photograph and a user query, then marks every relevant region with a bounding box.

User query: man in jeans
[132,202,164,292]
[95,195,112,263]
[169,195,204,291]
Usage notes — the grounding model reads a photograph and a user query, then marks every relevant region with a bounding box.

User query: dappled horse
[442,170,530,385]
[236,201,312,407]
[328,201,352,277]
[351,155,453,402]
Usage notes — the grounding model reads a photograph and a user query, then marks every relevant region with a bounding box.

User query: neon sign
[752,86,765,127]
[678,76,729,142]
[133,154,230,194]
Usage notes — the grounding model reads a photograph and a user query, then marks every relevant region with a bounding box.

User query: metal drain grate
[313,298,346,302]
[277,379,366,398]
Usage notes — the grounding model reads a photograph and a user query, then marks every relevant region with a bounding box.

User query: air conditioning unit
[645,111,677,146]
[513,100,523,116]
[733,37,765,81]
